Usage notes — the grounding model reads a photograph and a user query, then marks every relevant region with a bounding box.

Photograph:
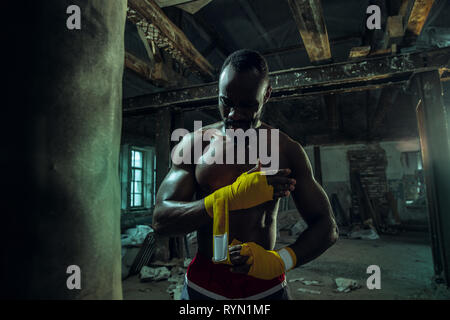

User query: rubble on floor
[121,225,155,280]
[138,258,192,300]
[122,247,141,279]
[123,232,442,300]
[287,275,361,295]
[167,276,185,300]
[297,287,321,295]
[348,228,380,240]
[288,277,322,286]
[289,277,323,295]
[335,277,361,293]
[122,225,153,246]
[338,220,380,240]
[277,210,309,239]
[140,266,171,282]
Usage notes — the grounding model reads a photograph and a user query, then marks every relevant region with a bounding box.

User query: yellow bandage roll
[204,171,274,217]
[240,242,297,280]
[211,197,229,263]
[205,171,274,264]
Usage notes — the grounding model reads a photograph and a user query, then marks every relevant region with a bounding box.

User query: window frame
[128,147,146,209]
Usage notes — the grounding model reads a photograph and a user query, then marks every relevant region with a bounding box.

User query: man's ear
[264,84,272,104]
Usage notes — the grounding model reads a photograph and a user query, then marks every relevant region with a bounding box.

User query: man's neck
[220,120,263,134]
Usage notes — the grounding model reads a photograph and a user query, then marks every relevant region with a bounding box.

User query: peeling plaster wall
[304,139,427,225]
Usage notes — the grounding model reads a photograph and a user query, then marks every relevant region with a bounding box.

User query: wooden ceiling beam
[125,52,154,81]
[287,0,332,64]
[127,0,214,79]
[404,0,435,43]
[125,51,188,88]
[122,47,450,115]
[350,0,434,137]
[349,46,371,60]
[363,0,435,136]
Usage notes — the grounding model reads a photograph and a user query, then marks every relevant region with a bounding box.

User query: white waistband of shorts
[185,274,287,300]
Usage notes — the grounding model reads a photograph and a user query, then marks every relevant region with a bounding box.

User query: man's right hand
[250,162,296,199]
[204,161,296,217]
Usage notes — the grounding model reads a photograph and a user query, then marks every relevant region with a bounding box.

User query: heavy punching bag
[1,1,127,299]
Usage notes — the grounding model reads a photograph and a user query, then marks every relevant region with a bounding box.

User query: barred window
[130,149,144,208]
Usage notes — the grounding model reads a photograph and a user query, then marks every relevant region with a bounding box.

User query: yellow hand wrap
[204,171,274,264]
[240,242,297,280]
[204,171,274,216]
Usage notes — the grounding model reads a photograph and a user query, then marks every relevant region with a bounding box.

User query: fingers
[229,250,249,265]
[229,245,242,252]
[275,168,292,177]
[273,185,295,198]
[267,176,296,186]
[228,245,252,274]
[273,182,296,193]
[266,174,296,199]
[274,190,291,198]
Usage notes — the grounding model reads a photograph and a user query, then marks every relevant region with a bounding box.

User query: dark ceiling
[122,0,450,146]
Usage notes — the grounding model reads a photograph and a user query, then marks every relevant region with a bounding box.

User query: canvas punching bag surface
[1,1,127,299]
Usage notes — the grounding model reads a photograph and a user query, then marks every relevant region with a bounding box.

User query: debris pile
[288,277,323,295]
[287,276,362,295]
[140,266,171,282]
[121,225,155,280]
[348,225,380,240]
[288,277,322,287]
[277,210,308,239]
[297,288,321,295]
[335,277,361,293]
[121,225,153,247]
[137,258,192,300]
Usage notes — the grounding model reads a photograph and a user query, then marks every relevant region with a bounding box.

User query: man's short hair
[220,49,269,81]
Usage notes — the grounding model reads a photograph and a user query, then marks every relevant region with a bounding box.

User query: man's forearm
[153,199,211,237]
[288,214,338,267]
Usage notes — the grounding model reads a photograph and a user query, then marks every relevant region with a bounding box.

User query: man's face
[218,65,271,130]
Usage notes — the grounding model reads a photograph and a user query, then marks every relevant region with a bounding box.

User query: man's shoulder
[260,122,303,149]
[172,121,222,162]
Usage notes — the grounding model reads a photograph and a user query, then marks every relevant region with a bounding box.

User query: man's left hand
[229,242,294,280]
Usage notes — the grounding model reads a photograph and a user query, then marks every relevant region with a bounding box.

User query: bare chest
[194,131,288,195]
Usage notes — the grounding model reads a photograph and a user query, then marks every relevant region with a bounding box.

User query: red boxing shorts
[185,252,286,300]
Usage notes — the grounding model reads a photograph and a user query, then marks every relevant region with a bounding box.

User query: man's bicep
[292,175,332,223]
[155,165,197,203]
[288,143,332,223]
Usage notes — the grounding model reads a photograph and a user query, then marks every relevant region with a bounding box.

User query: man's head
[218,49,272,130]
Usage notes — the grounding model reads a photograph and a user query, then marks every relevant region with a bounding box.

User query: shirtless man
[153,49,338,300]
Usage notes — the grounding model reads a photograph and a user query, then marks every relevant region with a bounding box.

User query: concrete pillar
[2,0,127,299]
[154,108,173,262]
[414,70,450,286]
[155,108,173,192]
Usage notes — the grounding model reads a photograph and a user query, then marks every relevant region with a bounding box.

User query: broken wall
[301,138,428,227]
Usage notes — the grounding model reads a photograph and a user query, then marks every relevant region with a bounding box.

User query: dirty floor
[122,231,450,300]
